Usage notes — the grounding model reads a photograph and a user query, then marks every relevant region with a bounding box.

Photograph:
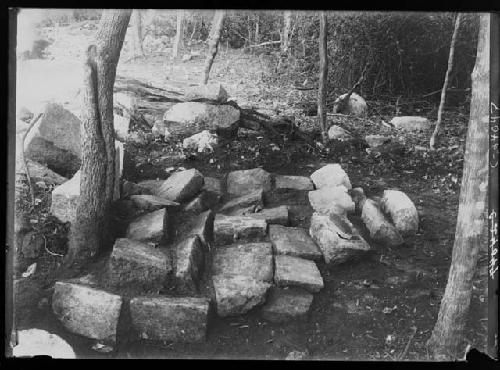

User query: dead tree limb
[22,113,43,208]
[318,12,328,143]
[202,10,225,85]
[429,13,462,150]
[332,59,370,114]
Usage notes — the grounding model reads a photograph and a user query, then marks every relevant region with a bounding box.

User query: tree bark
[63,10,131,271]
[429,13,462,150]
[172,9,184,59]
[131,9,144,57]
[318,12,328,143]
[426,13,490,361]
[202,10,224,85]
[281,11,292,53]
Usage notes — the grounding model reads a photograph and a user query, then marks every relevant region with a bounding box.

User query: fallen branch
[422,87,469,98]
[22,112,43,208]
[245,40,281,49]
[398,326,417,361]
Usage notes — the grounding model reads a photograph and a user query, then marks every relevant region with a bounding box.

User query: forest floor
[13,22,489,360]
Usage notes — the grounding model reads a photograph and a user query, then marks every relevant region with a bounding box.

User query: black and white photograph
[6,8,498,361]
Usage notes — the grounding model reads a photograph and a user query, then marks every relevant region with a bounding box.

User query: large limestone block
[261,287,314,323]
[130,296,210,343]
[219,189,264,215]
[184,83,228,103]
[274,255,324,293]
[275,175,314,191]
[213,214,267,245]
[129,195,179,212]
[126,208,169,243]
[390,116,431,131]
[244,206,289,226]
[361,199,403,246]
[175,236,205,293]
[156,168,204,202]
[308,186,355,216]
[226,168,272,197]
[379,190,419,236]
[52,282,122,342]
[334,92,367,116]
[310,164,352,190]
[269,225,322,261]
[309,213,371,264]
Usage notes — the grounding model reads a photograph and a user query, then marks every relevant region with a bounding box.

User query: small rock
[226,168,272,197]
[212,275,271,317]
[130,296,210,343]
[219,189,264,215]
[310,164,352,190]
[308,186,355,216]
[365,135,391,148]
[50,170,81,224]
[213,214,267,245]
[379,190,419,236]
[107,238,172,289]
[262,287,313,323]
[157,168,204,202]
[126,208,169,243]
[182,130,219,152]
[328,125,353,141]
[274,255,324,293]
[52,282,122,342]
[390,116,431,131]
[175,235,205,293]
[269,225,322,261]
[309,212,372,265]
[212,242,274,282]
[12,329,76,359]
[275,175,314,191]
[333,93,367,116]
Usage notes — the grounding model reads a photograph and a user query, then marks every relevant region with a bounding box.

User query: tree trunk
[131,9,144,57]
[281,11,292,53]
[254,15,260,44]
[426,13,490,361]
[173,9,184,59]
[63,10,131,271]
[318,12,328,143]
[202,10,224,85]
[429,13,462,150]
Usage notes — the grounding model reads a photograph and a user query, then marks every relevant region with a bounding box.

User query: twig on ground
[22,113,43,208]
[41,233,64,257]
[398,326,418,361]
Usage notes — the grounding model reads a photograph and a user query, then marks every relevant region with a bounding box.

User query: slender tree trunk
[254,15,260,44]
[202,10,224,85]
[131,9,144,57]
[427,13,490,361]
[282,11,292,53]
[430,13,462,150]
[63,10,131,271]
[173,9,184,58]
[318,12,328,143]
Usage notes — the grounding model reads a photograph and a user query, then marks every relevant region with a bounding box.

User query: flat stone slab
[181,210,215,246]
[308,186,355,216]
[126,208,168,243]
[130,194,180,212]
[274,255,324,293]
[156,168,204,202]
[175,235,205,293]
[52,282,122,343]
[269,225,322,261]
[212,242,274,282]
[380,190,419,236]
[213,214,267,245]
[261,287,314,323]
[309,213,372,265]
[275,175,314,191]
[108,238,172,289]
[226,168,272,197]
[390,116,431,131]
[219,189,264,215]
[212,275,271,317]
[310,164,352,190]
[130,296,210,343]
[243,206,289,226]
[50,170,80,224]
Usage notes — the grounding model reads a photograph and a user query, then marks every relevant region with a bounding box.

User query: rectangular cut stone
[52,282,122,342]
[50,170,80,224]
[261,287,314,323]
[108,238,172,289]
[137,179,165,195]
[203,177,223,197]
[212,242,273,282]
[310,164,352,190]
[175,236,204,293]
[122,180,153,198]
[274,255,324,293]
[126,208,168,243]
[226,168,272,197]
[156,168,204,202]
[219,189,264,215]
[269,225,322,261]
[275,175,314,191]
[213,214,267,245]
[130,296,210,343]
[308,186,355,216]
[130,194,180,212]
[245,206,289,226]
[212,275,271,317]
[182,210,214,246]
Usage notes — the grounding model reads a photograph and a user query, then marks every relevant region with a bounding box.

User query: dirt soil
[12,22,488,360]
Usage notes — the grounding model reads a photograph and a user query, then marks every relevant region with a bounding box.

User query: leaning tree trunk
[202,10,224,85]
[63,10,131,271]
[318,12,328,143]
[281,11,292,53]
[429,13,462,150]
[131,9,144,57]
[172,9,184,59]
[426,13,490,361]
